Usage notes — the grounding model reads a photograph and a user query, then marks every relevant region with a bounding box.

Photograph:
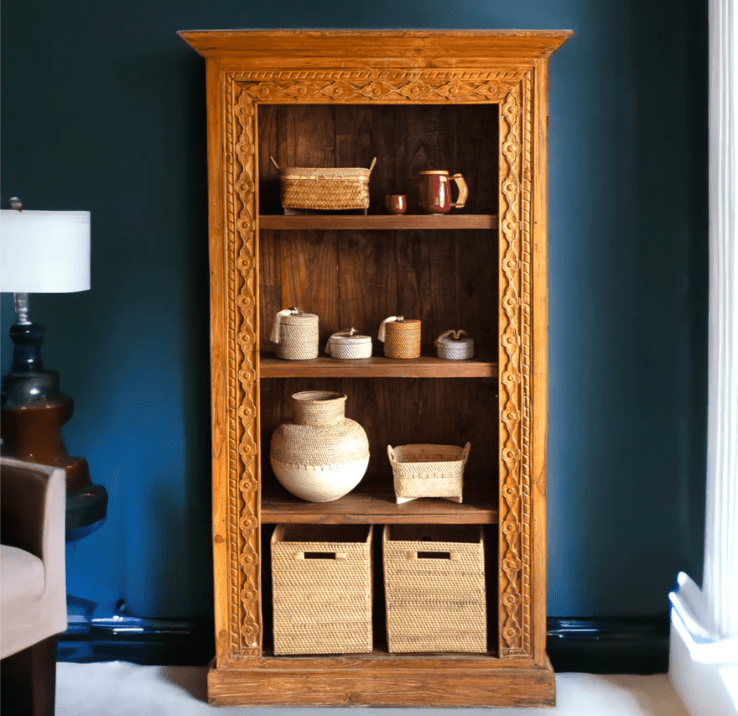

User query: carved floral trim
[498,74,533,658]
[226,73,260,659]
[235,69,525,104]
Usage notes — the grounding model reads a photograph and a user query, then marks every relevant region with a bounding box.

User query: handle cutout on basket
[297,551,347,560]
[415,551,460,560]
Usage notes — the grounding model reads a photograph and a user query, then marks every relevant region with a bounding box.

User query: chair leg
[1,635,58,716]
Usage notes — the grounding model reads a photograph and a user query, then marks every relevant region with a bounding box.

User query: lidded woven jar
[435,330,474,360]
[270,391,370,503]
[378,316,421,359]
[325,328,372,360]
[271,307,319,360]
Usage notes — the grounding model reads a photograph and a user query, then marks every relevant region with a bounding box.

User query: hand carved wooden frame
[215,67,537,663]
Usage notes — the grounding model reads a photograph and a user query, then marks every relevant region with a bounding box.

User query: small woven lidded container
[435,329,474,360]
[271,308,319,360]
[271,157,377,212]
[325,328,372,360]
[378,316,421,359]
[272,524,373,655]
[388,442,471,505]
[383,524,487,654]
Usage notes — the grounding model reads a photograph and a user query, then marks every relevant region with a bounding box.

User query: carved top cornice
[179,29,573,66]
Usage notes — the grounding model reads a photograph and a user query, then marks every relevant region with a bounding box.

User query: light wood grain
[207,658,555,707]
[262,489,498,524]
[259,214,497,230]
[260,354,497,378]
[180,29,573,63]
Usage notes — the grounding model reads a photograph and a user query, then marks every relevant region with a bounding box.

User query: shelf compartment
[260,214,497,231]
[260,354,497,378]
[262,489,498,525]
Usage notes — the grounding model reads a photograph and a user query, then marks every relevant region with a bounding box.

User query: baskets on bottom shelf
[270,522,488,656]
[271,524,373,655]
[383,524,487,653]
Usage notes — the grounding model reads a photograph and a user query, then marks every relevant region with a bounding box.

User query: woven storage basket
[272,157,376,211]
[271,308,319,360]
[388,442,470,504]
[383,524,487,653]
[435,330,474,360]
[378,316,421,359]
[272,524,373,655]
[325,329,372,359]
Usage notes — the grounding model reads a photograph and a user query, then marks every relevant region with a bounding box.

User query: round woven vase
[270,391,370,503]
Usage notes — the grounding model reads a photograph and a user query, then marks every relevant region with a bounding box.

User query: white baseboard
[669,573,738,716]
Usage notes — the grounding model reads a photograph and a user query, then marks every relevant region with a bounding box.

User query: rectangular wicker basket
[271,524,373,655]
[388,442,470,504]
[383,524,487,654]
[272,157,376,211]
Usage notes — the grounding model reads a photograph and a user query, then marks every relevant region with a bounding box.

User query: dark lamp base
[1,319,108,535]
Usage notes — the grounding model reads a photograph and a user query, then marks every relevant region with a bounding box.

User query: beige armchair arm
[1,456,67,659]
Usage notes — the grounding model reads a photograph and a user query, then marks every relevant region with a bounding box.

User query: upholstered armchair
[1,456,67,716]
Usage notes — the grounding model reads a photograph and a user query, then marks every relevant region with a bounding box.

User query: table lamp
[1,198,107,540]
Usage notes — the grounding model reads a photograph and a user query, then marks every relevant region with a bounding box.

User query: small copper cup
[384,194,407,215]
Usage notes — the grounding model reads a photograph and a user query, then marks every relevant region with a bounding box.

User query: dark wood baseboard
[58,613,670,674]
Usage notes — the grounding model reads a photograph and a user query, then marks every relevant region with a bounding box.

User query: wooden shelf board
[260,354,497,378]
[259,214,497,230]
[262,490,498,524]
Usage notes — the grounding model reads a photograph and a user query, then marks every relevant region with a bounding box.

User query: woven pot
[435,330,474,360]
[270,391,370,503]
[378,316,421,359]
[325,329,372,360]
[271,308,319,360]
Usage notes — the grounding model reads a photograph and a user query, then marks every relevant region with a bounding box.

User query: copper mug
[417,170,469,214]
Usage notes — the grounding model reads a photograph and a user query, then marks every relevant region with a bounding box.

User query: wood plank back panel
[259,230,497,357]
[258,104,498,216]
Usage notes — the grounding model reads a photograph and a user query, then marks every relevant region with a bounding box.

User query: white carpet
[56,663,692,715]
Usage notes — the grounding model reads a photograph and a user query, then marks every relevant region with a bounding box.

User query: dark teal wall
[1,0,707,619]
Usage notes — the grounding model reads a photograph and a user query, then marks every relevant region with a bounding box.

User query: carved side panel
[498,74,533,658]
[225,74,261,659]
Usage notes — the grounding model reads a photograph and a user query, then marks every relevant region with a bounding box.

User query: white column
[669,1,738,713]
[704,0,738,642]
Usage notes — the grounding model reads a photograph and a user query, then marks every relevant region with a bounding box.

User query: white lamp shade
[1,209,91,293]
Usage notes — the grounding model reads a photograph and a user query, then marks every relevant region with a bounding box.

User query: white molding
[670,574,738,716]
[670,1,738,713]
[704,0,738,640]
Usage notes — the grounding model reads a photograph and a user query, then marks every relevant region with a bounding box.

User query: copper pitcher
[417,170,469,214]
